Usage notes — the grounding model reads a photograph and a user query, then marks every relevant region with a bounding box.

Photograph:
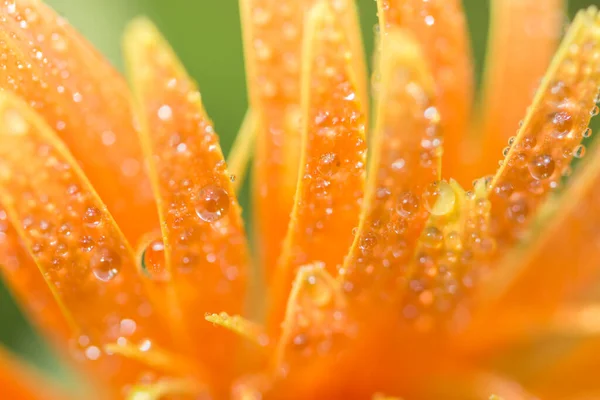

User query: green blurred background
[0,0,599,382]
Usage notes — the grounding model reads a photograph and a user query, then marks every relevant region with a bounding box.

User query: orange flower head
[0,0,600,399]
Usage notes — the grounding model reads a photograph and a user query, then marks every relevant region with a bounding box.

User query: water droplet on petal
[195,185,230,223]
[317,152,340,176]
[396,192,420,218]
[140,238,168,281]
[90,248,121,282]
[83,206,102,227]
[528,154,555,180]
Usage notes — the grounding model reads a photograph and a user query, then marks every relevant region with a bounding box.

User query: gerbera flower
[0,0,600,398]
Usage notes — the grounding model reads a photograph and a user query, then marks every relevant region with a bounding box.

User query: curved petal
[470,139,600,342]
[123,19,250,394]
[488,7,600,250]
[377,0,474,179]
[0,91,172,392]
[474,0,564,179]
[268,1,367,330]
[239,0,367,278]
[0,0,158,244]
[340,28,440,304]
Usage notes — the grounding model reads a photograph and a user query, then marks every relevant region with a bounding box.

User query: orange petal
[488,7,600,248]
[0,1,158,244]
[268,1,367,330]
[340,28,440,304]
[227,110,257,193]
[471,139,600,339]
[123,18,250,393]
[0,91,171,391]
[205,312,268,346]
[239,0,367,279]
[377,0,473,180]
[0,212,72,341]
[0,347,69,400]
[273,262,347,374]
[474,0,564,180]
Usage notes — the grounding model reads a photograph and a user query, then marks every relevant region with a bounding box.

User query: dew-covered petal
[123,18,250,393]
[273,263,348,373]
[488,7,600,248]
[239,0,367,279]
[0,0,158,244]
[377,0,473,179]
[0,91,171,391]
[0,211,72,341]
[227,110,257,193]
[340,29,440,303]
[471,140,600,339]
[474,0,564,179]
[205,312,268,346]
[268,1,367,330]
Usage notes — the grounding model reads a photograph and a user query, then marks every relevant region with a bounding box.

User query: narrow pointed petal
[340,29,440,303]
[239,0,367,278]
[0,1,158,244]
[472,140,600,337]
[273,263,347,372]
[104,341,201,378]
[205,312,268,346]
[228,110,257,193]
[488,7,600,248]
[123,19,250,393]
[268,1,367,329]
[0,92,171,390]
[377,0,473,179]
[475,0,564,178]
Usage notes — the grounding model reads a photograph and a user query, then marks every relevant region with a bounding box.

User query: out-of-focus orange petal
[0,0,158,244]
[0,215,72,341]
[0,348,70,400]
[473,0,564,180]
[377,0,473,180]
[123,18,250,395]
[239,0,367,279]
[268,1,367,331]
[340,28,439,304]
[488,7,600,249]
[529,336,600,397]
[0,91,171,392]
[228,110,257,193]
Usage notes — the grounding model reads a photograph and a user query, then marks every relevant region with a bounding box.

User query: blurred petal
[123,18,250,394]
[0,91,171,391]
[474,0,564,179]
[205,312,267,346]
[0,215,72,341]
[0,348,69,400]
[377,0,473,179]
[341,28,440,304]
[228,110,257,193]
[239,0,367,278]
[0,0,158,244]
[269,1,367,329]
